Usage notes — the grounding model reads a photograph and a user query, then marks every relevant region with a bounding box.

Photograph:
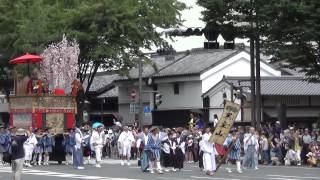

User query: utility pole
[250,39,256,128]
[255,1,262,131]
[255,30,261,130]
[138,52,143,131]
[250,0,256,128]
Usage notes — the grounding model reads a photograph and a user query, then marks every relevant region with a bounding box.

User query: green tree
[0,0,186,93]
[197,0,320,80]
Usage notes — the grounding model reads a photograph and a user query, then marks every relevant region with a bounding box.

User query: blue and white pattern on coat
[43,134,55,153]
[224,135,241,160]
[145,133,161,160]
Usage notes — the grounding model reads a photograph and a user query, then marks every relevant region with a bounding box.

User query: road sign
[143,106,151,113]
[144,105,152,117]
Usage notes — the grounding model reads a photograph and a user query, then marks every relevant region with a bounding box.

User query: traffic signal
[155,92,162,106]
[203,22,220,41]
[165,28,203,37]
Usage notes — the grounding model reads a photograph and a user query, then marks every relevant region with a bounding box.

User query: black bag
[2,152,12,163]
[3,138,17,163]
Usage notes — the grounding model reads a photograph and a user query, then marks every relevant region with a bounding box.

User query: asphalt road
[0,159,319,180]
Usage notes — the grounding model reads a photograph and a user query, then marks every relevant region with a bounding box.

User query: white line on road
[157,177,191,180]
[229,174,266,179]
[268,175,320,180]
[129,166,141,169]
[0,166,141,180]
[262,165,320,171]
[268,178,301,180]
[190,176,241,180]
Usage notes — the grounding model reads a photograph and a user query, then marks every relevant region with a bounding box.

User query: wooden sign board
[209,101,240,145]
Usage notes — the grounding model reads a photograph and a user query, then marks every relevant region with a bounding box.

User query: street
[0,160,319,180]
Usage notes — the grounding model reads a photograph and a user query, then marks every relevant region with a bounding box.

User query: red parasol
[10,53,43,76]
[10,53,43,64]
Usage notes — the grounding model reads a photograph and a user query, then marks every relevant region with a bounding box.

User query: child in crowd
[284,146,297,166]
[186,135,194,163]
[63,128,75,165]
[306,146,319,167]
[33,129,44,165]
[43,128,55,166]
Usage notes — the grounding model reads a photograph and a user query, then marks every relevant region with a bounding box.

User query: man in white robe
[90,126,105,168]
[202,128,217,176]
[243,127,259,170]
[23,127,37,167]
[118,126,135,166]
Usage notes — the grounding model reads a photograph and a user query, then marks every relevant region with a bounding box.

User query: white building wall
[205,82,243,123]
[157,81,203,110]
[201,58,280,93]
[209,88,232,107]
[200,52,281,93]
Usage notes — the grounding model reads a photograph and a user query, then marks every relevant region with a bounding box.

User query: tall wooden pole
[255,1,261,130]
[138,54,143,131]
[250,0,256,128]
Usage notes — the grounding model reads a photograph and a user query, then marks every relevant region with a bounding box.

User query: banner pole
[215,137,239,172]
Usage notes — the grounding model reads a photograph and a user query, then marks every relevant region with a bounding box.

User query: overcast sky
[157,0,248,52]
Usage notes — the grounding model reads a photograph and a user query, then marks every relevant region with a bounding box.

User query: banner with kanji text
[209,101,240,145]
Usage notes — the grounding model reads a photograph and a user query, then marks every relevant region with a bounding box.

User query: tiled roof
[85,73,120,92]
[84,72,120,98]
[122,52,190,79]
[225,76,320,96]
[117,48,241,80]
[153,49,240,77]
[97,87,118,98]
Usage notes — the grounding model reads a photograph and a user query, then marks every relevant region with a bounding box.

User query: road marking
[268,175,320,180]
[0,166,140,180]
[262,165,319,170]
[182,169,193,172]
[101,159,138,165]
[129,166,141,169]
[190,176,240,180]
[268,178,301,180]
[229,174,265,179]
[157,177,191,180]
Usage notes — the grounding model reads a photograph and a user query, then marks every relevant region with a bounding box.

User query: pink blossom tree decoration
[40,35,80,93]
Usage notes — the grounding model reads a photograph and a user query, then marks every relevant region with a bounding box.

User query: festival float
[9,36,81,134]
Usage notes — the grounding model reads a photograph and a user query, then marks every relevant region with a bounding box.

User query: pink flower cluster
[40,35,80,93]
